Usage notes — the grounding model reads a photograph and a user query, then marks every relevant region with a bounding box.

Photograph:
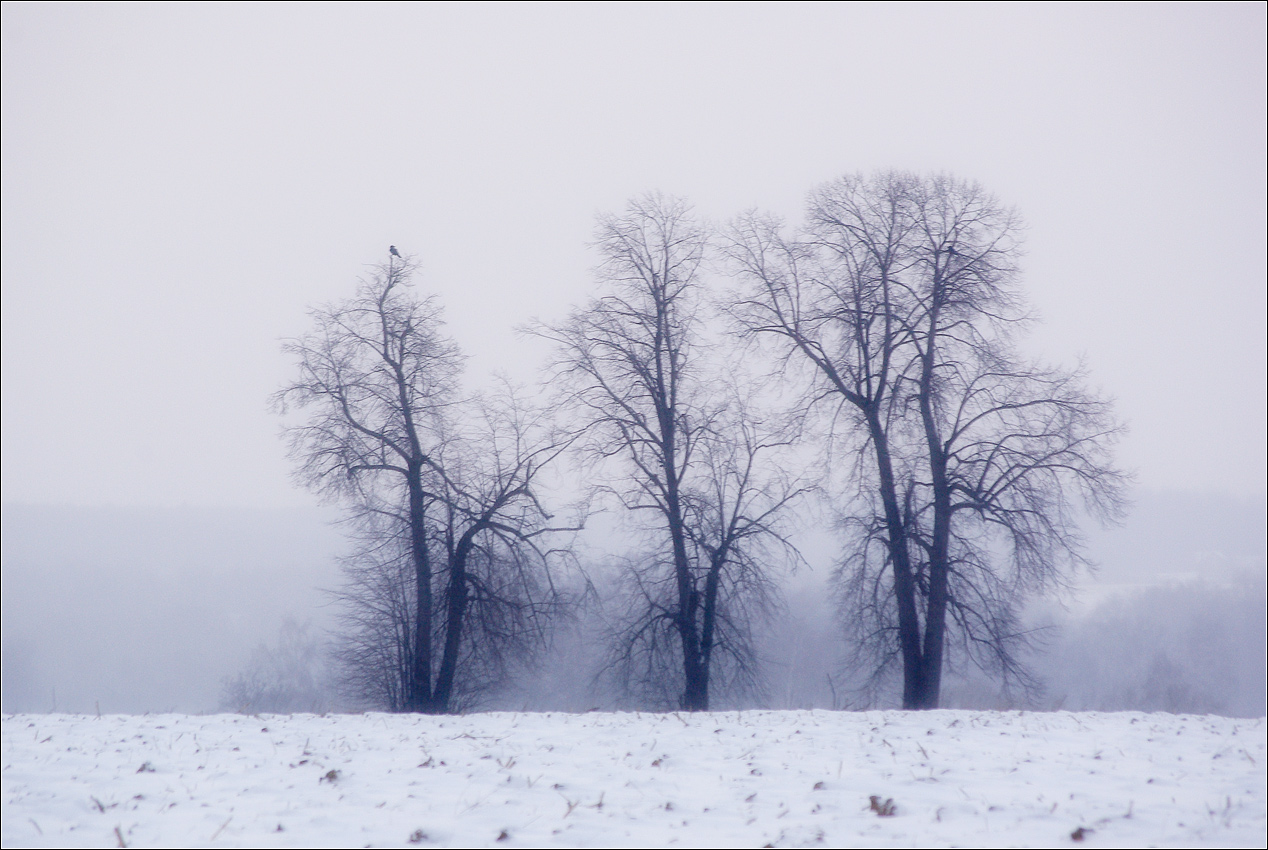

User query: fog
[1,506,342,714]
[2,6,1264,717]
[3,491,1263,717]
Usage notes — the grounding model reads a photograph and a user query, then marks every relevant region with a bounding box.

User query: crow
[389,245,401,258]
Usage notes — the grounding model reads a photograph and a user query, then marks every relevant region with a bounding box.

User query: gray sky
[3,3,1265,508]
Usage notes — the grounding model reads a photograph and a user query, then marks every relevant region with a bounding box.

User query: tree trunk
[912,294,951,711]
[863,406,927,709]
[406,467,433,712]
[431,528,475,713]
[668,501,707,711]
[659,376,709,711]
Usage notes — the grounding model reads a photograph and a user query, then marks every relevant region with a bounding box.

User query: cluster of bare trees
[220,619,330,714]
[277,172,1125,713]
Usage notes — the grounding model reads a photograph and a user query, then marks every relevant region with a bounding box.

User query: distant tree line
[272,171,1126,714]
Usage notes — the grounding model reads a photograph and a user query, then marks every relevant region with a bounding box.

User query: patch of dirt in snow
[2,710,1264,848]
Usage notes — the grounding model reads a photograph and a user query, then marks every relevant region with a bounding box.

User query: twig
[210,816,233,840]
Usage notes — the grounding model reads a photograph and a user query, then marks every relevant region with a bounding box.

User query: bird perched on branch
[389,245,401,258]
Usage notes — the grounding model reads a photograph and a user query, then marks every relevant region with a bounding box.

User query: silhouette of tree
[277,253,574,713]
[728,172,1126,708]
[539,196,804,710]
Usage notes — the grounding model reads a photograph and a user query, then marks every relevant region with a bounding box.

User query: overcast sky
[3,3,1264,509]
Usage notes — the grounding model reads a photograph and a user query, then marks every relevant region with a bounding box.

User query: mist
[1,505,342,714]
[3,490,1262,717]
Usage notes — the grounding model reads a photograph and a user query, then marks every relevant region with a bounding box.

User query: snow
[3,710,1264,848]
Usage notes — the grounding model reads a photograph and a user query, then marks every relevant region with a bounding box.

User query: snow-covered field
[3,710,1264,848]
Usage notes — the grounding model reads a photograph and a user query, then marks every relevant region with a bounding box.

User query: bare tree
[277,254,573,713]
[728,172,1126,709]
[538,195,804,711]
[220,619,332,714]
